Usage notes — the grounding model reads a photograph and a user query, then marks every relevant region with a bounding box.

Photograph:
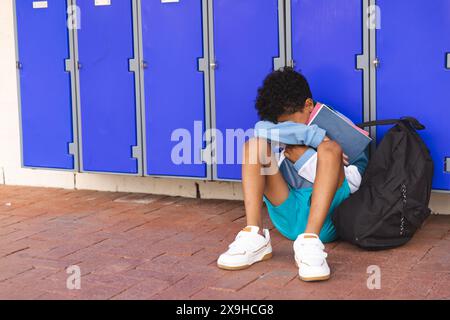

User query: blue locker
[213,0,281,180]
[15,0,75,170]
[141,0,207,178]
[291,0,364,123]
[376,0,450,191]
[76,0,139,174]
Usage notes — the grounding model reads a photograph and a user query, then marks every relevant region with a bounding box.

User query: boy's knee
[244,137,260,149]
[244,137,271,156]
[243,138,273,166]
[318,140,343,158]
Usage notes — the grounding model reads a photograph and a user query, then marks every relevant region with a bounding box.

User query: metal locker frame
[137,0,212,180]
[72,0,144,176]
[285,0,372,135]
[13,0,80,172]
[208,0,287,181]
[368,0,378,149]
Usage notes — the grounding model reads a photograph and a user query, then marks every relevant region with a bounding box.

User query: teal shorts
[264,180,351,243]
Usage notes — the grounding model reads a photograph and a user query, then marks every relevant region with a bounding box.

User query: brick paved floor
[0,185,449,300]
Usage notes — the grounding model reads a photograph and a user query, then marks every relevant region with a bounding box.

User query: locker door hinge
[198,58,208,72]
[65,59,74,73]
[129,58,139,73]
[445,157,450,173]
[68,143,77,156]
[200,147,212,165]
[132,146,141,160]
[446,53,450,69]
[356,54,368,70]
[16,61,23,70]
[273,57,283,70]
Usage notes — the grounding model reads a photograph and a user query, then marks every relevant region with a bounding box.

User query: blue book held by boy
[308,104,372,164]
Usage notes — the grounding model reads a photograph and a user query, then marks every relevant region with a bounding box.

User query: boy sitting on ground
[217,68,368,282]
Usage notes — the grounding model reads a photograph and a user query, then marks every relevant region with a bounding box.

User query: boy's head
[255,67,315,124]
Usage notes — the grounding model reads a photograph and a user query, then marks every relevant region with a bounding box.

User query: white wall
[0,0,448,214]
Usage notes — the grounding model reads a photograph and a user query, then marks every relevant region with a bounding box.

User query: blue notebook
[308,104,372,164]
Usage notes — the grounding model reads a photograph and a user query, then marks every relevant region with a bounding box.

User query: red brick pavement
[0,185,449,300]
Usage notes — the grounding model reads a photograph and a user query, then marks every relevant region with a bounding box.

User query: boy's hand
[322,137,350,166]
[286,139,350,165]
[343,153,350,166]
[284,145,309,163]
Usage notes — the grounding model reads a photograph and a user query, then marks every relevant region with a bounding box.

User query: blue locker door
[16,0,75,170]
[77,0,139,174]
[376,0,450,191]
[142,0,207,178]
[213,0,281,180]
[291,0,364,123]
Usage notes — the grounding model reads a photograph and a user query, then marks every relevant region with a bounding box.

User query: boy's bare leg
[304,141,346,235]
[242,138,294,231]
[217,137,301,270]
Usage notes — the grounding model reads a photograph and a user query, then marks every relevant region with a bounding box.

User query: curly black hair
[255,67,313,123]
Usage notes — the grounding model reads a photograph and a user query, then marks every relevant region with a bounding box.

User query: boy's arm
[284,142,365,194]
[254,121,326,149]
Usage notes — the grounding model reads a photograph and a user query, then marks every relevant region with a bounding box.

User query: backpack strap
[357,117,426,130]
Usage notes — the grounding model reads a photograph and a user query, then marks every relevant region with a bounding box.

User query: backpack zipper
[400,183,407,236]
[355,182,407,243]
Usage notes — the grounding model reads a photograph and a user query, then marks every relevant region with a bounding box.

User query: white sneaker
[294,233,331,282]
[217,226,273,271]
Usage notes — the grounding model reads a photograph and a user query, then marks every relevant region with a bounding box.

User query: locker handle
[210,61,218,70]
[446,53,450,69]
[373,58,381,68]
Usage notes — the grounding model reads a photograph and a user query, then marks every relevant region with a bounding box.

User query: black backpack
[332,117,434,250]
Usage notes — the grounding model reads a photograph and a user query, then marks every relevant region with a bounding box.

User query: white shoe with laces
[217,226,273,271]
[294,233,331,282]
